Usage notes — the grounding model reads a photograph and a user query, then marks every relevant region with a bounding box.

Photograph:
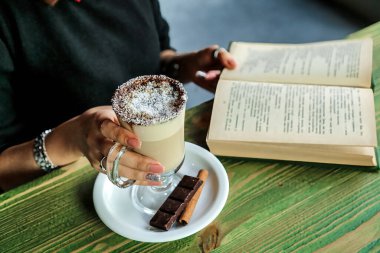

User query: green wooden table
[1,23,380,253]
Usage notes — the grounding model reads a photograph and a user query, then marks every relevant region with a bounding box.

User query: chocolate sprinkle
[111,75,187,126]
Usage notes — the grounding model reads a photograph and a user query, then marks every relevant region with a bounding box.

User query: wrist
[160,57,181,80]
[160,50,195,82]
[43,117,84,168]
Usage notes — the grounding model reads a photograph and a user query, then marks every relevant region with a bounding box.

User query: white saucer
[93,142,229,242]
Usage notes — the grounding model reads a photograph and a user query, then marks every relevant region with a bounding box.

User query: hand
[190,45,237,92]
[161,45,237,92]
[49,106,164,186]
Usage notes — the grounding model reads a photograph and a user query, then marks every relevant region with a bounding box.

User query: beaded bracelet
[33,129,58,172]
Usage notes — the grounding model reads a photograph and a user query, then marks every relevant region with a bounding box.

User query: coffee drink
[111,75,187,172]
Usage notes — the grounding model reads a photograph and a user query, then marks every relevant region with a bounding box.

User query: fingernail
[227,58,237,68]
[195,70,207,79]
[127,138,141,148]
[149,181,162,186]
[146,173,161,182]
[149,163,164,173]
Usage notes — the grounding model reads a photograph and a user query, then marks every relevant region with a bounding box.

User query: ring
[99,143,120,173]
[107,145,136,188]
[99,156,107,173]
[212,47,226,60]
[107,142,119,158]
[146,173,161,182]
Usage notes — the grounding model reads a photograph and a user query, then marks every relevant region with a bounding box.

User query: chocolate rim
[111,75,187,126]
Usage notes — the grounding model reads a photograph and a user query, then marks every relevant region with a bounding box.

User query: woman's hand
[48,106,164,186]
[160,45,237,92]
[189,45,237,92]
[0,106,164,190]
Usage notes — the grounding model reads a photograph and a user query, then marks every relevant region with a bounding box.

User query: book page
[208,80,377,146]
[221,38,372,88]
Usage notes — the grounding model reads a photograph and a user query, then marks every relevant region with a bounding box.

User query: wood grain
[1,22,380,252]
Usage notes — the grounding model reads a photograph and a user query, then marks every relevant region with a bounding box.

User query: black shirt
[0,0,171,151]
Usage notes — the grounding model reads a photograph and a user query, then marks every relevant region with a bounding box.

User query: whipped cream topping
[111,75,187,126]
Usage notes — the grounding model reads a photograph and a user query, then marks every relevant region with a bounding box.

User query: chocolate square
[149,211,177,231]
[178,175,201,189]
[170,187,192,202]
[160,198,186,215]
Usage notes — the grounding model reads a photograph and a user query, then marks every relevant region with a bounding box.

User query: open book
[206,38,378,167]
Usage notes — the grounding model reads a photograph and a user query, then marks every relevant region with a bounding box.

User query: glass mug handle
[106,143,136,188]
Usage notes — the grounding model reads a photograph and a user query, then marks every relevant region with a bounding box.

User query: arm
[0,142,44,190]
[0,106,165,191]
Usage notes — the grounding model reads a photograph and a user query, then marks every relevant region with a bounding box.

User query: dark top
[0,0,171,151]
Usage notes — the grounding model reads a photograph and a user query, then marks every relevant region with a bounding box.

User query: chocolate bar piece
[178,175,201,189]
[160,198,185,215]
[149,211,177,231]
[149,175,203,231]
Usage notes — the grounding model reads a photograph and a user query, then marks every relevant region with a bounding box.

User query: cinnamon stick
[178,169,208,225]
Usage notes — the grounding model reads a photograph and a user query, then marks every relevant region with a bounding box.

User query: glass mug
[107,75,187,214]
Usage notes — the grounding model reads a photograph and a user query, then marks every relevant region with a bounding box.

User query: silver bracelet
[33,129,58,172]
